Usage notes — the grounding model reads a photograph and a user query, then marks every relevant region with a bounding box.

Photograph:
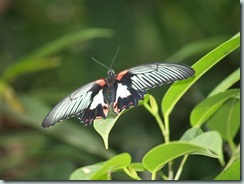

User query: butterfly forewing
[42,80,105,128]
[121,63,195,91]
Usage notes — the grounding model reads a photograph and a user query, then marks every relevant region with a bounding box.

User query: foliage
[0,1,239,180]
[0,28,115,179]
[69,33,240,180]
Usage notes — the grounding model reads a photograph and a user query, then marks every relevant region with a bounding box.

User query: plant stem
[123,168,142,180]
[168,161,174,180]
[164,116,170,144]
[144,95,174,180]
[151,171,157,180]
[159,171,168,180]
[143,103,166,140]
[225,144,240,168]
[226,98,237,153]
[163,115,174,180]
[174,154,189,180]
[154,113,166,138]
[228,138,236,155]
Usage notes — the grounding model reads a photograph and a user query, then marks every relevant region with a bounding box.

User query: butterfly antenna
[91,56,110,70]
[109,46,120,70]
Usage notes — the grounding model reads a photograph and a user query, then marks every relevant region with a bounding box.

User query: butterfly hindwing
[78,88,107,125]
[114,83,147,113]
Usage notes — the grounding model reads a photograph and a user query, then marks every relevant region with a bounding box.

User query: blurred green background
[0,0,240,180]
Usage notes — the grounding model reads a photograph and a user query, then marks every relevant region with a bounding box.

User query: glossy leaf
[69,165,103,180]
[189,131,224,165]
[149,95,158,114]
[0,80,24,112]
[129,163,145,172]
[20,28,113,60]
[207,98,240,141]
[140,94,158,116]
[124,163,144,180]
[139,93,150,105]
[70,153,131,180]
[2,28,113,82]
[165,36,228,62]
[143,142,202,172]
[190,89,240,127]
[0,95,115,158]
[162,33,240,118]
[215,159,240,180]
[94,110,124,149]
[143,131,224,172]
[180,127,203,141]
[2,57,61,82]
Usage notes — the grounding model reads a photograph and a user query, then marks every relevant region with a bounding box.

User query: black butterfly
[42,62,195,128]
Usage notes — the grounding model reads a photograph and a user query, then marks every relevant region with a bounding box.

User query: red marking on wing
[113,102,119,113]
[103,104,109,116]
[95,116,103,119]
[95,79,106,86]
[116,70,128,81]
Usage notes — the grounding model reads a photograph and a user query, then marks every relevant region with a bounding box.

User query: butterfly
[42,60,195,128]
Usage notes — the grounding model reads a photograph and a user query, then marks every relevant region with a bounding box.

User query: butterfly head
[106,69,116,84]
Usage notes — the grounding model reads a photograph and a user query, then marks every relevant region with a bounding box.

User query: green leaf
[129,163,145,172]
[69,153,131,180]
[180,127,203,141]
[2,28,113,82]
[69,165,103,180]
[149,95,158,114]
[190,89,240,127]
[141,94,158,115]
[92,153,131,179]
[143,131,224,172]
[0,80,24,112]
[207,98,240,141]
[165,36,228,62]
[124,163,144,180]
[142,142,206,172]
[208,68,240,97]
[2,57,61,82]
[20,28,113,60]
[189,131,224,165]
[94,110,124,149]
[215,159,240,180]
[0,95,115,159]
[139,93,150,105]
[162,33,240,118]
